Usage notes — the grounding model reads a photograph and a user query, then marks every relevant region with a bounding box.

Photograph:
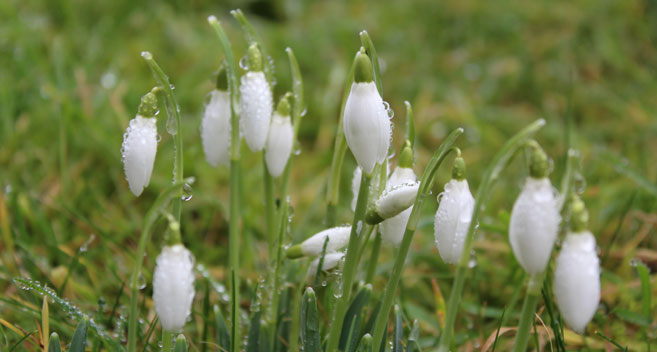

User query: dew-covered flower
[306,252,345,280]
[343,50,391,174]
[509,177,560,274]
[379,167,418,245]
[286,226,351,258]
[122,91,159,197]
[153,244,196,332]
[239,44,273,152]
[201,89,231,167]
[554,231,600,334]
[265,97,293,177]
[434,179,475,264]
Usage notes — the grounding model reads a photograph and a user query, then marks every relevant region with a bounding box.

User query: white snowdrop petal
[380,206,412,245]
[201,90,231,167]
[265,112,293,177]
[300,226,351,256]
[554,231,600,334]
[239,71,273,151]
[121,115,158,196]
[375,182,420,219]
[343,82,391,174]
[351,167,362,212]
[434,180,475,264]
[379,167,418,244]
[509,177,560,274]
[306,252,345,280]
[153,244,196,332]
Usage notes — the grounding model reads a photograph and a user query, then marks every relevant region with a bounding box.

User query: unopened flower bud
[306,252,345,280]
[434,179,475,264]
[122,90,159,196]
[153,244,196,332]
[509,177,560,274]
[286,226,351,258]
[373,181,419,220]
[554,231,600,334]
[343,50,391,174]
[239,46,272,151]
[265,96,294,177]
[379,167,418,244]
[201,89,231,167]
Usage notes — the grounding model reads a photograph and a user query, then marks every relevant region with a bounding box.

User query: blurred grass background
[1,0,656,350]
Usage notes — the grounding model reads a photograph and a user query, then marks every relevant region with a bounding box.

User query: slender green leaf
[406,320,420,352]
[301,288,320,352]
[247,310,262,352]
[48,332,61,352]
[340,285,372,350]
[70,317,89,352]
[356,333,373,352]
[392,305,403,352]
[214,305,231,352]
[174,334,188,352]
[636,263,652,321]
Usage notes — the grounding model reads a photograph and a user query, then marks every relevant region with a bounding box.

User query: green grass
[1,0,656,350]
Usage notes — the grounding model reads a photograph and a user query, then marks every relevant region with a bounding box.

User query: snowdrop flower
[306,252,345,280]
[265,95,294,177]
[286,226,351,258]
[380,166,417,245]
[343,49,391,174]
[509,144,559,274]
[434,157,475,264]
[554,231,600,333]
[153,244,196,332]
[240,44,273,152]
[201,73,231,167]
[121,90,159,197]
[351,166,362,212]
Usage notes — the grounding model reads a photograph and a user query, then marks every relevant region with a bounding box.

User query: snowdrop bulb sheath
[201,89,231,167]
[509,177,560,274]
[343,51,390,174]
[240,71,273,151]
[265,111,293,177]
[121,115,158,196]
[434,179,475,264]
[380,167,418,245]
[153,244,196,332]
[554,231,600,334]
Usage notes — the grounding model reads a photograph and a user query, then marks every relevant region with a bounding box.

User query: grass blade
[392,305,403,352]
[70,317,89,352]
[340,285,372,351]
[48,332,61,352]
[301,287,320,352]
[174,334,188,352]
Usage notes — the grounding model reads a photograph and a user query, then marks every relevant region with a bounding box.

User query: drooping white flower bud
[122,90,160,197]
[201,89,231,167]
[265,96,293,177]
[379,167,418,245]
[434,179,475,264]
[554,231,600,334]
[153,244,196,332]
[286,226,351,258]
[509,177,560,274]
[306,252,345,280]
[239,71,272,152]
[375,181,419,220]
[343,50,391,174]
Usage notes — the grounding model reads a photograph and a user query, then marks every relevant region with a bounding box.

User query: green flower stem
[325,171,373,352]
[208,16,241,352]
[268,200,289,331]
[513,273,543,352]
[437,119,545,352]
[365,232,382,284]
[231,9,274,86]
[264,158,276,259]
[127,180,192,352]
[163,330,173,352]
[141,52,184,225]
[371,128,464,352]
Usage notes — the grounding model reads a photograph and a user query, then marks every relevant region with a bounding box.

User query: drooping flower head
[286,226,351,259]
[343,49,391,174]
[121,89,159,196]
[434,157,475,264]
[554,195,600,334]
[379,145,418,244]
[509,142,560,274]
[265,94,294,177]
[306,252,345,281]
[201,70,231,167]
[240,43,273,152]
[153,244,196,332]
